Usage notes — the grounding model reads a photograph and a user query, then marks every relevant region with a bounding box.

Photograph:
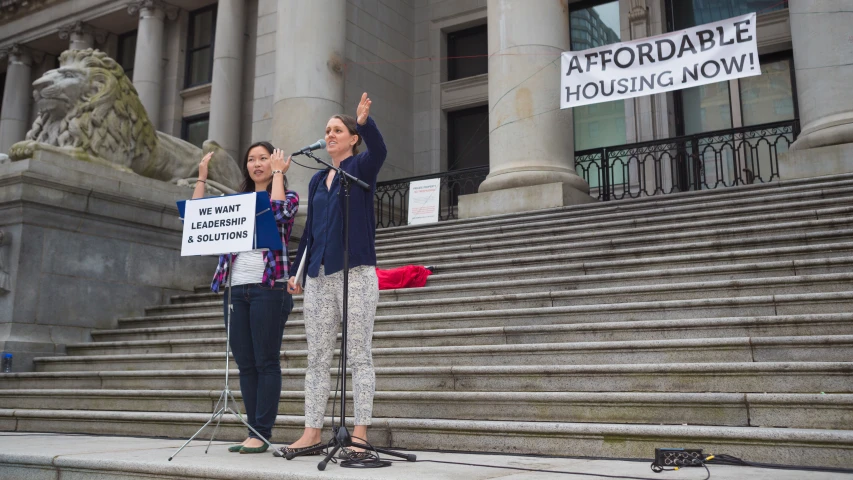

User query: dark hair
[330,114,362,155]
[239,141,288,193]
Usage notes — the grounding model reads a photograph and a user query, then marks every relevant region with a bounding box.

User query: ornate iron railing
[374,166,488,228]
[374,120,799,227]
[575,120,800,201]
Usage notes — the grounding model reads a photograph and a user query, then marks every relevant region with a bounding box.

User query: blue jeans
[223,282,292,441]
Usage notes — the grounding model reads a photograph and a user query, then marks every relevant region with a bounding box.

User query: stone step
[1,409,851,467]
[375,195,853,254]
[85,313,853,353]
[187,219,853,298]
[147,273,853,320]
[0,389,849,429]
[2,362,849,393]
[376,173,853,240]
[185,233,853,308]
[382,227,853,277]
[170,256,853,306]
[119,291,853,334]
[427,242,853,287]
[33,334,853,372]
[378,216,853,268]
[179,241,853,312]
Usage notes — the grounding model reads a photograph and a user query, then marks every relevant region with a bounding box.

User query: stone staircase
[3,174,853,468]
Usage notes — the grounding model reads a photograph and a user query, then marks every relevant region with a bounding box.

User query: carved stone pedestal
[0,150,210,371]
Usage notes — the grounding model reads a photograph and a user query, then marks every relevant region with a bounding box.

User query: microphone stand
[283,151,416,470]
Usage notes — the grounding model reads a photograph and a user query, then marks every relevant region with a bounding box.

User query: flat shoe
[338,446,370,460]
[275,442,323,457]
[228,444,244,452]
[239,443,269,454]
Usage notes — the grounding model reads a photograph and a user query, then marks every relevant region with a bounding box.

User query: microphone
[291,139,326,156]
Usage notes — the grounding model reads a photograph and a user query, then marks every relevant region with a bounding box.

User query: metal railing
[374,166,488,228]
[575,120,799,201]
[374,120,799,227]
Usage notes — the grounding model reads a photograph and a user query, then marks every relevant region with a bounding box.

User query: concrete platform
[0,432,850,480]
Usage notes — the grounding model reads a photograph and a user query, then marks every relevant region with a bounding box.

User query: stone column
[780,1,853,179]
[459,0,592,219]
[58,21,106,50]
[128,0,176,131]
[0,45,33,155]
[273,0,346,217]
[208,0,245,161]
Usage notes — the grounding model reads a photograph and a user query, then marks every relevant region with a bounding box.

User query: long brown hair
[239,141,288,193]
[330,114,362,155]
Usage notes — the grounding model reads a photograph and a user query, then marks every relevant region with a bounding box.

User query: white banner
[561,13,759,108]
[407,178,441,225]
[181,193,257,256]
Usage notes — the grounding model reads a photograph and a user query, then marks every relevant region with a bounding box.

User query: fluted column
[459,0,592,218]
[0,45,33,155]
[273,0,346,214]
[58,21,106,50]
[208,0,245,161]
[128,0,176,130]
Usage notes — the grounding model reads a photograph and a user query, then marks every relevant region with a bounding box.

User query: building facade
[0,0,851,220]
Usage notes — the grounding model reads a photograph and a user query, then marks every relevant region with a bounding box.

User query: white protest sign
[407,178,441,225]
[181,193,257,256]
[561,13,759,108]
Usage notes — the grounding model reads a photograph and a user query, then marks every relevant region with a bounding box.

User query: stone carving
[127,0,179,20]
[0,0,60,25]
[58,21,107,45]
[8,49,240,193]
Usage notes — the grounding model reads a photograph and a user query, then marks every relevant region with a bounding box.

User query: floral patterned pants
[302,265,379,428]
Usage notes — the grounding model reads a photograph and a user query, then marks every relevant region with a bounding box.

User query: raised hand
[356,92,371,125]
[271,148,291,174]
[198,152,213,181]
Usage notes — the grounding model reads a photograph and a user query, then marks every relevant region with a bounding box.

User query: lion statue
[7,49,240,193]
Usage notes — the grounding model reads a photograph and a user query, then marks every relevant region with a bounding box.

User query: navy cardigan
[290,116,386,284]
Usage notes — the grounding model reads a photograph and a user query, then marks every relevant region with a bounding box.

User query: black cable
[410,458,679,480]
[650,461,710,480]
[337,435,392,469]
[706,454,853,474]
[290,157,325,171]
[329,343,345,430]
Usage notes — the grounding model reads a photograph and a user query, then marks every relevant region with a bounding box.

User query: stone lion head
[25,49,156,170]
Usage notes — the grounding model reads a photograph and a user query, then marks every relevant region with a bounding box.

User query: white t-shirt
[230,250,266,286]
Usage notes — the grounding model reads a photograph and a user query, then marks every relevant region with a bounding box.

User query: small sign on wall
[408,178,441,225]
[181,193,257,256]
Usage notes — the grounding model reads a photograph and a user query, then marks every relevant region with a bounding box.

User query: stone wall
[345,0,416,181]
[0,151,210,371]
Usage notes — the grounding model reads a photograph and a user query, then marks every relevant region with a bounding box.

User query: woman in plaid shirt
[192,142,299,454]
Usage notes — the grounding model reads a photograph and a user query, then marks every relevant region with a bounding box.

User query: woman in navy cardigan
[283,93,385,458]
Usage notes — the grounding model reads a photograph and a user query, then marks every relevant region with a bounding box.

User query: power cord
[382,450,853,479]
[290,157,325,171]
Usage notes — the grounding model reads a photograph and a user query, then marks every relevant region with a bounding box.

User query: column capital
[0,44,37,66]
[628,0,648,23]
[57,21,108,45]
[127,0,178,21]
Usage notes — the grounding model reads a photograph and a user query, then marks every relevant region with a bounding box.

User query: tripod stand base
[282,426,416,470]
[168,388,271,461]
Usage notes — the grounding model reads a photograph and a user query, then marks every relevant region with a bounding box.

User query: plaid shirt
[210,190,299,292]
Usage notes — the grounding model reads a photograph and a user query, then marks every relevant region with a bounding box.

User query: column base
[458,182,596,220]
[779,142,853,180]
